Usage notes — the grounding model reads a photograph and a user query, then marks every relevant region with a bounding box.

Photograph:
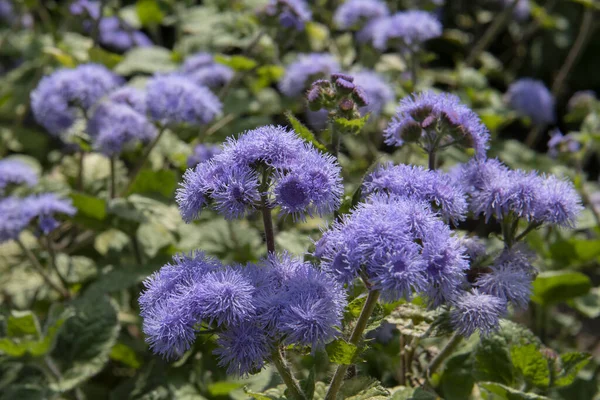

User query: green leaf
[85,263,160,297]
[55,254,97,284]
[6,311,40,338]
[300,367,315,400]
[207,381,244,396]
[554,352,591,387]
[531,271,592,305]
[479,382,548,399]
[474,332,515,385]
[115,47,177,75]
[333,114,370,135]
[127,169,177,198]
[70,193,107,220]
[572,287,600,319]
[136,0,164,26]
[340,377,389,400]
[214,54,257,71]
[94,229,130,256]
[510,344,550,388]
[439,353,475,400]
[50,294,120,392]
[285,111,327,151]
[110,342,142,369]
[326,339,358,365]
[88,47,123,69]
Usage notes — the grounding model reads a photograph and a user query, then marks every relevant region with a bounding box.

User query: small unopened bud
[400,120,422,142]
[353,87,369,107]
[339,98,355,111]
[331,72,354,82]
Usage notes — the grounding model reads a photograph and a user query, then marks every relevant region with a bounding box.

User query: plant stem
[329,118,340,160]
[465,0,519,67]
[110,156,116,199]
[271,347,306,400]
[16,239,69,299]
[325,290,381,400]
[260,168,275,254]
[428,150,436,170]
[515,221,542,242]
[121,128,166,197]
[427,332,463,378]
[551,7,595,98]
[410,50,419,89]
[525,125,543,148]
[131,234,143,265]
[45,236,70,296]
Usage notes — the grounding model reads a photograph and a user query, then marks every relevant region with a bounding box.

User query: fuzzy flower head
[27,193,76,234]
[105,86,148,115]
[96,17,152,52]
[142,299,196,359]
[353,71,394,116]
[0,159,38,194]
[506,78,555,126]
[214,324,272,376]
[363,163,468,223]
[176,125,343,222]
[31,64,122,136]
[547,129,580,158]
[0,197,33,244]
[385,91,490,157]
[262,0,312,31]
[450,290,506,337]
[187,144,221,167]
[87,101,157,156]
[180,53,234,89]
[70,0,100,19]
[370,11,442,51]
[279,53,340,97]
[146,75,222,127]
[533,175,583,228]
[333,0,389,30]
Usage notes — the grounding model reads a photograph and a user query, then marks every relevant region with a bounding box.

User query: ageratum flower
[96,17,152,52]
[263,0,312,31]
[0,197,33,243]
[363,163,468,223]
[333,0,389,30]
[506,78,555,126]
[177,125,342,221]
[533,175,583,228]
[214,324,272,376]
[31,64,122,136]
[370,11,442,51]
[279,53,340,97]
[547,129,580,158]
[180,53,234,89]
[104,86,148,115]
[385,91,490,157]
[0,159,38,194]
[450,290,506,337]
[187,144,221,167]
[146,75,222,126]
[353,71,394,116]
[316,195,468,305]
[27,193,76,234]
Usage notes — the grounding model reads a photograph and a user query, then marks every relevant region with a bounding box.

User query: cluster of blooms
[178,53,234,89]
[384,91,490,156]
[0,159,38,194]
[333,0,389,31]
[547,129,580,158]
[307,73,369,117]
[31,64,122,136]
[279,53,340,97]
[261,0,312,31]
[177,125,342,221]
[70,0,152,52]
[363,10,442,51]
[187,144,222,167]
[459,158,583,228]
[139,252,346,375]
[505,78,555,126]
[363,163,468,223]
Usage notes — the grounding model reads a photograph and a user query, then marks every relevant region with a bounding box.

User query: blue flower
[547,129,580,158]
[0,159,38,194]
[146,75,222,126]
[264,0,312,31]
[334,0,388,30]
[214,323,272,376]
[385,91,490,156]
[0,197,33,244]
[370,11,442,51]
[533,175,583,228]
[97,17,152,52]
[187,144,221,167]
[31,64,122,136]
[69,0,100,19]
[27,193,76,234]
[506,78,555,126]
[353,71,394,116]
[279,53,340,97]
[105,86,148,115]
[180,53,234,89]
[450,290,506,337]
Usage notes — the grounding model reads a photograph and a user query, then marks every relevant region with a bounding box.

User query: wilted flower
[506,78,555,126]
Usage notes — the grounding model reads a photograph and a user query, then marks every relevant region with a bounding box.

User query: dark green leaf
[70,193,107,220]
[326,339,358,365]
[510,344,550,388]
[554,352,591,387]
[6,311,39,338]
[126,169,177,198]
[110,343,142,369]
[479,382,548,399]
[531,271,592,305]
[439,353,475,400]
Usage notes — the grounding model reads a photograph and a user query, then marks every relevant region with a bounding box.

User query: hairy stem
[325,290,381,400]
[271,347,306,400]
[121,127,166,196]
[17,239,69,299]
[551,7,595,98]
[428,150,436,170]
[427,332,463,378]
[465,0,519,67]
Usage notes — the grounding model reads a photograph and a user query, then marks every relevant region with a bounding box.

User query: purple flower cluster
[187,144,222,167]
[0,194,76,243]
[279,53,340,97]
[363,163,468,223]
[0,159,38,194]
[460,159,583,227]
[315,195,468,305]
[506,78,555,126]
[87,87,157,156]
[263,0,312,31]
[146,75,222,126]
[385,91,490,156]
[368,11,442,51]
[31,64,122,136]
[179,53,234,89]
[333,0,389,30]
[547,129,580,158]
[177,125,342,221]
[139,252,346,375]
[450,290,506,337]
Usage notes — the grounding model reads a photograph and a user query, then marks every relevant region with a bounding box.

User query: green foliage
[326,340,358,365]
[510,345,550,388]
[531,271,592,305]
